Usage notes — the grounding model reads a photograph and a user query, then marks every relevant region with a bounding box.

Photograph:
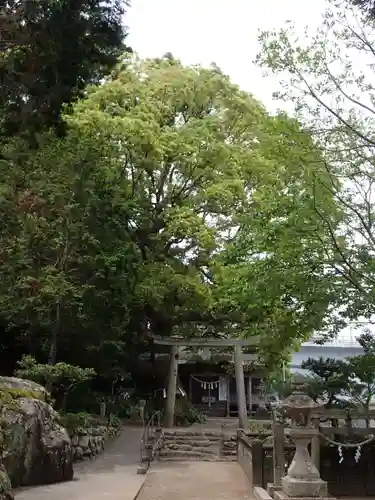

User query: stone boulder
[0,377,73,487]
[0,464,13,500]
[0,377,48,399]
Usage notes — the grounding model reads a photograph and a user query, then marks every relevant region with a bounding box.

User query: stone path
[137,461,253,500]
[15,426,145,500]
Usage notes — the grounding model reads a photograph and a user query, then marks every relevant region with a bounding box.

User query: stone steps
[221,450,237,458]
[163,438,219,446]
[163,431,221,437]
[159,450,219,459]
[163,444,218,454]
[159,455,237,462]
[160,430,221,461]
[159,429,237,462]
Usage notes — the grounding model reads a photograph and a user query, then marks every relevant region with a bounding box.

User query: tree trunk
[48,301,60,365]
[46,302,60,395]
[60,390,68,412]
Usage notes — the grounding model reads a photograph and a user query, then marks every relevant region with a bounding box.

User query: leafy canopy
[0,54,341,379]
[257,0,375,331]
[0,0,130,139]
[16,355,95,388]
[70,55,340,353]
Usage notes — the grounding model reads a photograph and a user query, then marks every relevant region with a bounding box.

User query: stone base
[254,486,273,500]
[137,464,148,475]
[282,475,327,498]
[267,483,282,498]
[274,490,334,500]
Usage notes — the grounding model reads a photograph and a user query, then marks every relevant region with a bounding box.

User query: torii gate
[150,335,261,430]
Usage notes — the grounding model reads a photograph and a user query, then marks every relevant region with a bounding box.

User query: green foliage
[0,131,137,369]
[16,355,95,387]
[59,411,121,431]
[1,0,130,139]
[344,333,375,408]
[248,420,272,436]
[257,0,375,328]
[187,407,206,424]
[58,412,94,431]
[265,368,292,398]
[15,356,95,409]
[302,334,375,409]
[108,414,121,428]
[213,113,341,361]
[301,357,349,406]
[0,53,341,400]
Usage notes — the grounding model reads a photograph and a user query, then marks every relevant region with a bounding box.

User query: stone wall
[69,425,120,462]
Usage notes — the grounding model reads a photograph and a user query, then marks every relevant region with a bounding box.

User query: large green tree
[0,132,138,367]
[257,0,375,330]
[0,0,129,140]
[301,357,349,406]
[302,333,375,410]
[213,115,342,361]
[68,55,340,359]
[345,332,375,408]
[0,55,340,378]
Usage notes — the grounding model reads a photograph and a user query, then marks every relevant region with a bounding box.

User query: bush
[58,412,94,431]
[108,414,121,428]
[248,420,271,436]
[187,407,206,424]
[15,355,96,410]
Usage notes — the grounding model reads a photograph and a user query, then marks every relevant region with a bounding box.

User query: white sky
[126,0,327,112]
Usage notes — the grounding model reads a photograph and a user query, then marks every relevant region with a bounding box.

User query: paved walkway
[15,426,145,500]
[137,461,253,500]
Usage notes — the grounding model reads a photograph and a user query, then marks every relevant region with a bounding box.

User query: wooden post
[100,400,106,418]
[188,374,192,404]
[234,344,248,430]
[165,345,179,428]
[311,417,320,471]
[272,421,285,487]
[345,413,353,437]
[252,439,264,486]
[248,375,252,417]
[226,375,230,417]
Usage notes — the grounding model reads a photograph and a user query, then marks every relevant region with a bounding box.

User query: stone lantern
[274,374,331,500]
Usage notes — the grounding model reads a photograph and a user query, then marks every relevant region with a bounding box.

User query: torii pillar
[234,345,248,430]
[165,345,179,427]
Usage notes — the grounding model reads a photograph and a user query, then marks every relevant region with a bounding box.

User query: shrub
[15,355,95,410]
[58,412,94,431]
[108,414,121,428]
[187,407,206,424]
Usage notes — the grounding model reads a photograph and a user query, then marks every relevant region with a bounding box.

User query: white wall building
[290,323,370,372]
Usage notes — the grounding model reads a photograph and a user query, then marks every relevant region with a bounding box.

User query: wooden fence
[237,408,375,497]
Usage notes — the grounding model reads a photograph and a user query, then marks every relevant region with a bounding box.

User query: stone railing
[237,430,264,487]
[69,425,120,462]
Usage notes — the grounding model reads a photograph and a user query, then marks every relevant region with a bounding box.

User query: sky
[126,0,327,112]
